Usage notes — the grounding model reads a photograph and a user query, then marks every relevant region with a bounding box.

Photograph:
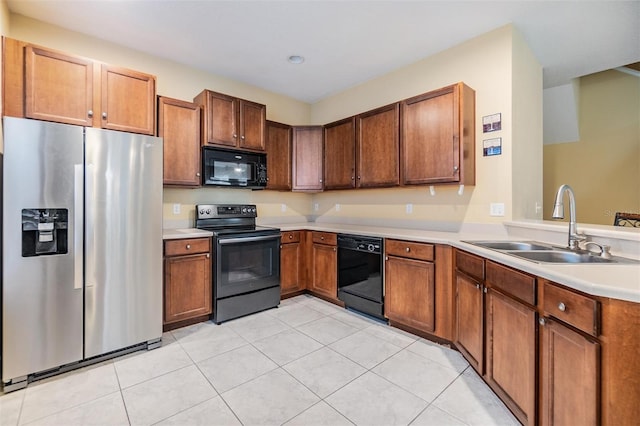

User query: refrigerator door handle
[74,164,84,290]
[85,163,95,288]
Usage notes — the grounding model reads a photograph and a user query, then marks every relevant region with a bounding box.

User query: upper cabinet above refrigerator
[2,37,157,135]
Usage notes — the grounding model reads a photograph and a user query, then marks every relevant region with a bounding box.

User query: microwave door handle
[218,235,280,245]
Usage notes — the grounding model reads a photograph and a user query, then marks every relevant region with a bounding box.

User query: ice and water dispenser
[21,208,69,257]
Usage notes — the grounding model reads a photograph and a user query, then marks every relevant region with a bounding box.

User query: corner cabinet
[266,121,292,190]
[193,89,266,152]
[292,126,324,192]
[3,38,156,135]
[401,83,475,185]
[163,238,212,329]
[158,96,202,187]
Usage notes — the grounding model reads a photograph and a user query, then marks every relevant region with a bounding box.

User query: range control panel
[196,204,257,219]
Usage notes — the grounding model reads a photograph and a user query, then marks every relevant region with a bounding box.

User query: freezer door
[84,127,163,357]
[2,117,84,382]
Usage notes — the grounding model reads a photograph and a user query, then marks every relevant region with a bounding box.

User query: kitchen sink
[464,240,639,264]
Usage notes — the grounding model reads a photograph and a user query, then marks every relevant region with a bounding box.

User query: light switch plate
[490,203,505,217]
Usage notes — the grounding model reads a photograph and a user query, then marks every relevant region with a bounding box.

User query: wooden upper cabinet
[265,121,292,190]
[100,65,156,135]
[356,103,400,188]
[158,96,201,187]
[401,82,475,185]
[24,45,94,126]
[3,37,157,135]
[194,89,266,151]
[292,126,324,192]
[324,117,356,190]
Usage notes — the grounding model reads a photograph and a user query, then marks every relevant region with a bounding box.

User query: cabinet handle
[206,254,210,258]
[405,247,410,253]
[102,112,107,119]
[288,234,293,239]
[88,110,93,117]
[558,302,566,312]
[539,317,546,326]
[186,244,191,250]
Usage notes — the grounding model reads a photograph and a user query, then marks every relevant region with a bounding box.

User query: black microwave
[202,147,267,189]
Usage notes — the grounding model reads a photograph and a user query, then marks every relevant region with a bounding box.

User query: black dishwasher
[337,234,385,320]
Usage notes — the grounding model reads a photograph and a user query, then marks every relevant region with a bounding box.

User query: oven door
[215,233,281,299]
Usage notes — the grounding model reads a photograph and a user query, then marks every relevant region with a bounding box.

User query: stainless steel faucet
[552,184,586,250]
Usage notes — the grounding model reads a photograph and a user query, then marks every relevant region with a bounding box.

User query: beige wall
[543,70,640,225]
[0,0,10,153]
[310,25,542,228]
[6,14,543,228]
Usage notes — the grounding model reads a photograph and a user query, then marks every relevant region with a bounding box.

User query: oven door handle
[218,235,281,245]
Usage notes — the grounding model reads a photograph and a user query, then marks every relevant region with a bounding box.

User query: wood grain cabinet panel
[292,126,324,192]
[280,231,304,297]
[309,232,337,301]
[158,96,201,187]
[324,117,356,189]
[265,121,292,190]
[455,272,484,374]
[401,83,475,185]
[356,103,400,188]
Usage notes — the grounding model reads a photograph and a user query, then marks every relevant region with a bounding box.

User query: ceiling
[7,1,640,103]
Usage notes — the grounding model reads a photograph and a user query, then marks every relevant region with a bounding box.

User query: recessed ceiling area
[6,0,640,103]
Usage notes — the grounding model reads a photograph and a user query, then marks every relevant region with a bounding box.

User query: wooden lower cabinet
[455,272,484,373]
[280,231,304,297]
[539,317,599,426]
[163,238,212,327]
[309,232,338,301]
[485,288,536,426]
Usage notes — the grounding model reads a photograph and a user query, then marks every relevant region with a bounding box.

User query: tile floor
[0,295,520,426]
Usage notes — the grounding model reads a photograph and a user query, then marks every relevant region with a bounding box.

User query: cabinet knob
[357,176,361,180]
[539,317,546,326]
[280,245,283,249]
[405,247,410,253]
[289,234,293,239]
[333,247,336,252]
[558,302,566,312]
[483,287,488,294]
[233,134,237,138]
[351,176,355,180]
[453,165,459,172]
[102,112,107,119]
[196,172,201,177]
[206,253,210,258]
[385,256,389,261]
[321,236,324,240]
[319,179,323,183]
[88,110,93,117]
[476,284,480,289]
[186,244,191,249]
[241,135,245,140]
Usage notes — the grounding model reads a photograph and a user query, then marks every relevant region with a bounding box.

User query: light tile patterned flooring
[0,295,520,426]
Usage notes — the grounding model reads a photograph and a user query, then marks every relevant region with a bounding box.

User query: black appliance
[202,147,267,189]
[195,204,280,323]
[337,234,385,320]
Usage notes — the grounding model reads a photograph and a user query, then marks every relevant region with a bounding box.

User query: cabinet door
[402,87,457,184]
[239,99,266,151]
[310,243,337,299]
[485,288,536,426]
[292,126,324,191]
[164,253,212,324]
[24,45,94,126]
[204,91,238,147]
[281,241,302,296]
[266,121,292,190]
[539,318,599,426]
[356,103,400,188]
[101,64,156,135]
[385,255,435,333]
[455,273,484,373]
[158,96,201,186]
[324,117,356,189]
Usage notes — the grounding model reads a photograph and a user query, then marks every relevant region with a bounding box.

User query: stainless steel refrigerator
[2,117,163,391]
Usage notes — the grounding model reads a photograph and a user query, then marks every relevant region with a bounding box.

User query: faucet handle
[582,241,612,259]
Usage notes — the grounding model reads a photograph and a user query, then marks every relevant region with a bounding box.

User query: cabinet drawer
[281,231,300,244]
[542,281,600,336]
[312,231,336,245]
[386,239,434,261]
[486,261,536,306]
[165,238,211,256]
[455,249,485,281]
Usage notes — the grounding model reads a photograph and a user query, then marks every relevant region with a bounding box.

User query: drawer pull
[476,284,480,289]
[405,247,410,253]
[333,247,336,252]
[186,244,191,250]
[206,254,210,258]
[539,317,546,326]
[558,302,566,312]
[321,236,324,240]
[289,234,293,239]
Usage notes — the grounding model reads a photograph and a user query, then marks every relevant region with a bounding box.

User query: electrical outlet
[281,204,287,212]
[406,203,413,214]
[314,203,319,211]
[335,204,341,212]
[172,203,181,215]
[490,203,505,217]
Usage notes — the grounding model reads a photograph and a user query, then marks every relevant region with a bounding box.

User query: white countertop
[272,222,640,303]
[162,228,213,240]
